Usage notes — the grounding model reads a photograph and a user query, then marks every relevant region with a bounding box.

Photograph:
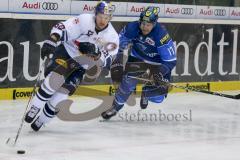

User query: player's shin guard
[31,92,68,131]
[25,72,63,123]
[101,75,138,120]
[25,85,54,123]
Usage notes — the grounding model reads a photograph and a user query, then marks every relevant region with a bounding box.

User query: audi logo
[181,8,194,15]
[214,9,226,16]
[42,2,58,10]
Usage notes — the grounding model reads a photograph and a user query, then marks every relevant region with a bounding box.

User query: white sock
[37,92,68,124]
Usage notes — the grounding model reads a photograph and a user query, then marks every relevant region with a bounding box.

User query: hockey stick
[6,62,45,147]
[127,75,240,100]
[130,44,240,100]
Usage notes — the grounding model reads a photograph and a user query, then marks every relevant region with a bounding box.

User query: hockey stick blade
[10,61,45,147]
[6,137,15,147]
[6,137,10,144]
[235,94,240,99]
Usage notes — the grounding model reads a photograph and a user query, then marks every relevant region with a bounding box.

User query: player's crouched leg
[25,45,72,124]
[140,85,168,109]
[101,75,138,120]
[31,92,68,131]
[31,68,85,131]
[141,93,166,109]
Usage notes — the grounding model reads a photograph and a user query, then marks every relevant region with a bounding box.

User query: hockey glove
[110,54,124,83]
[41,34,59,60]
[78,42,101,60]
[152,72,169,86]
[150,64,170,86]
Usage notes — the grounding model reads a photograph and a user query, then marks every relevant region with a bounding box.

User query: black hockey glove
[150,64,170,86]
[110,54,124,83]
[41,34,59,60]
[78,42,101,60]
[152,72,169,86]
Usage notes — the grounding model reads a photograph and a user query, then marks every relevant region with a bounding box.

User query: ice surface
[0,92,240,160]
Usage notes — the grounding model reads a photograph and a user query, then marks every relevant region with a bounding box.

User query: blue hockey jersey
[119,21,176,71]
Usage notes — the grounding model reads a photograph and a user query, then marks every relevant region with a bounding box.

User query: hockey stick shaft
[128,75,240,100]
[130,45,240,99]
[10,62,45,146]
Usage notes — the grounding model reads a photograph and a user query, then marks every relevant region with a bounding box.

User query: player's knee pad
[44,71,65,92]
[62,68,86,96]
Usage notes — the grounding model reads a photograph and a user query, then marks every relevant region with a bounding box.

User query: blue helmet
[140,6,159,24]
[95,1,115,16]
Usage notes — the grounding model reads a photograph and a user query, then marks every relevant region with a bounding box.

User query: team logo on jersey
[160,34,171,44]
[95,37,117,52]
[104,42,117,51]
[146,52,158,58]
[86,30,94,37]
[145,37,155,46]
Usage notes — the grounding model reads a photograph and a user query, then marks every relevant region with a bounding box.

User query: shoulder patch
[160,33,171,45]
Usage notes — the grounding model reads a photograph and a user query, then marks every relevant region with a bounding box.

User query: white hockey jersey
[51,14,119,69]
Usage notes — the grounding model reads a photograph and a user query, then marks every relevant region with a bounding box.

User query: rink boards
[0,2,239,100]
[0,81,239,100]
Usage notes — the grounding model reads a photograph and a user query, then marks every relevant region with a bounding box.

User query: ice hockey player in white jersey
[24,1,119,131]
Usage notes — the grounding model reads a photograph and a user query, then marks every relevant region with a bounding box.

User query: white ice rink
[0,92,240,160]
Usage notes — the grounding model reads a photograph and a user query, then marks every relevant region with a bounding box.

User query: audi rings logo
[214,9,226,16]
[181,8,194,15]
[42,2,58,10]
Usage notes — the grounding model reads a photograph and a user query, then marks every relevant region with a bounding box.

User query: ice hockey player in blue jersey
[101,6,177,120]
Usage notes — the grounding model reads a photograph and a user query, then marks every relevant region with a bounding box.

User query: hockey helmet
[140,6,159,24]
[95,1,115,16]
